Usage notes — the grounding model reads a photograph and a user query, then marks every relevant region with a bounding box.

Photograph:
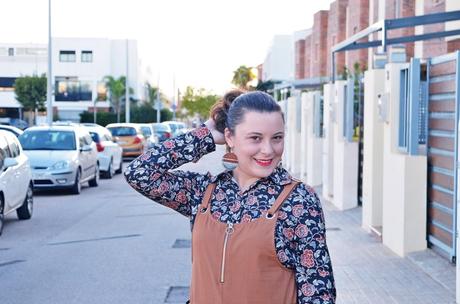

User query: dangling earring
[222,148,238,170]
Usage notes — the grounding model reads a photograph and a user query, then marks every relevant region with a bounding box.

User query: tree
[232,65,257,90]
[14,74,47,124]
[180,86,219,120]
[103,75,133,123]
[145,82,170,120]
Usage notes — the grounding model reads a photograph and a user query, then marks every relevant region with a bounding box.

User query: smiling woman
[124,90,336,304]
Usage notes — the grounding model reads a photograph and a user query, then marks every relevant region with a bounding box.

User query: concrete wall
[362,69,385,232]
[286,96,302,176]
[263,35,294,82]
[300,91,323,187]
[332,80,359,210]
[322,83,335,200]
[381,63,427,257]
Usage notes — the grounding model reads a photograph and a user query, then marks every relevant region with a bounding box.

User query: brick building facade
[327,0,349,77]
[295,39,306,79]
[310,11,329,78]
[345,0,370,73]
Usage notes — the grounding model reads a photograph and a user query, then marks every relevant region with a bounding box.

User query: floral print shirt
[124,125,336,304]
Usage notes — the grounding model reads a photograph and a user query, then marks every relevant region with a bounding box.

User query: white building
[0,37,144,122]
[262,35,294,82]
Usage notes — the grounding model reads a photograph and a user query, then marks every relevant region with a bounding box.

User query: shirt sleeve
[124,125,216,218]
[275,184,336,304]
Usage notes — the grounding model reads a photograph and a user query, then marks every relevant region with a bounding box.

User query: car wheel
[0,195,4,236]
[115,160,123,174]
[71,170,81,195]
[105,160,114,179]
[89,165,99,187]
[17,183,33,220]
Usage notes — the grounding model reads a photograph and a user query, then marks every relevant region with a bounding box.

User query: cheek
[274,141,284,156]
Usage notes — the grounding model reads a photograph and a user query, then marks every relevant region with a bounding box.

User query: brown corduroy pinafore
[190,181,300,304]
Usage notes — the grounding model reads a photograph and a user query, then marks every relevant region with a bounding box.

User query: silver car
[81,123,123,179]
[19,125,99,194]
[138,123,159,149]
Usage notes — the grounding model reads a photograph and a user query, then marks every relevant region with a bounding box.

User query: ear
[224,128,234,148]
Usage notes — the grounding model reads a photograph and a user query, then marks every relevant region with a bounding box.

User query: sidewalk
[321,194,456,304]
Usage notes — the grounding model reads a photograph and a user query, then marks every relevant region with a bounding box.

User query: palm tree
[104,76,133,123]
[231,65,257,90]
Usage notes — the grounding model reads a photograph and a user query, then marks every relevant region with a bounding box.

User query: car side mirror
[3,157,18,170]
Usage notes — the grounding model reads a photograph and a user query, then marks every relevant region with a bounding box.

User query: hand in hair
[205,118,226,145]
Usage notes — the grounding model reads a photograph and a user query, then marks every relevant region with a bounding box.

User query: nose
[260,140,275,155]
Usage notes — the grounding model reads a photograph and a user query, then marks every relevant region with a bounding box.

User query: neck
[232,168,259,192]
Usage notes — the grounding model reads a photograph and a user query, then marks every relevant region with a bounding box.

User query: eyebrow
[246,131,284,136]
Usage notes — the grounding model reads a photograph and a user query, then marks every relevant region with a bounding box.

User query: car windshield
[153,123,169,132]
[168,123,178,132]
[108,127,136,136]
[140,126,152,136]
[19,130,76,150]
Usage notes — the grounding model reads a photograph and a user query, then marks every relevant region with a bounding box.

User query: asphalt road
[0,145,225,304]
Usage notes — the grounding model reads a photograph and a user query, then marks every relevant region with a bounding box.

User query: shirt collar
[211,165,292,186]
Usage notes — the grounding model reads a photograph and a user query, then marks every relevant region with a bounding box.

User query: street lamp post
[47,0,53,125]
[125,39,130,123]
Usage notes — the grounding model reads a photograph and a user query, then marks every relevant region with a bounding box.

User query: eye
[273,135,284,141]
[249,136,262,142]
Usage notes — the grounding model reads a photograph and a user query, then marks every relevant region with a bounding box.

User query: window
[8,48,14,56]
[96,82,107,101]
[59,50,76,62]
[7,138,20,157]
[19,130,76,151]
[55,77,93,101]
[398,59,423,155]
[81,50,93,62]
[398,68,410,151]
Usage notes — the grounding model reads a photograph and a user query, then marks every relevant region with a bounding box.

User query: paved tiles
[320,195,456,304]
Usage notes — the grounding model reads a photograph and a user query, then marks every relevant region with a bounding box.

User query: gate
[427,51,460,261]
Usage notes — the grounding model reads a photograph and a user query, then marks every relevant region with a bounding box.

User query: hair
[210,89,283,134]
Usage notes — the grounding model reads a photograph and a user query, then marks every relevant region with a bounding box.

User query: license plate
[118,140,127,145]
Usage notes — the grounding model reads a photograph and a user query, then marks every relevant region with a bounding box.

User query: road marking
[47,234,141,246]
[116,213,173,218]
[0,259,25,267]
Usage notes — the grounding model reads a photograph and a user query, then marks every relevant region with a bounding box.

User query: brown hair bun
[210,89,245,133]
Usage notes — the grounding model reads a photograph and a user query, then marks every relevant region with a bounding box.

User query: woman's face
[224,110,285,182]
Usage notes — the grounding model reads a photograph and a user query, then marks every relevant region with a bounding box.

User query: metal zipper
[220,222,234,283]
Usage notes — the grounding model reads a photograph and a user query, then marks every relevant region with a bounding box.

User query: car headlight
[50,160,70,170]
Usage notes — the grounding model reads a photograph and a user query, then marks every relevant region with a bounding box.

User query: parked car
[138,123,159,149]
[81,123,123,179]
[163,121,186,137]
[18,124,99,194]
[106,123,146,158]
[152,123,173,142]
[0,130,33,235]
[0,125,24,137]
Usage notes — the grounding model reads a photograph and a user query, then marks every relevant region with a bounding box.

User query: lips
[255,158,273,167]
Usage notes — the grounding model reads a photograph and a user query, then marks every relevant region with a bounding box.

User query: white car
[0,130,33,235]
[138,123,159,149]
[82,123,123,179]
[19,124,99,194]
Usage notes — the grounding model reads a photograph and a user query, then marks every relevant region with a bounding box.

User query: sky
[0,0,334,97]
